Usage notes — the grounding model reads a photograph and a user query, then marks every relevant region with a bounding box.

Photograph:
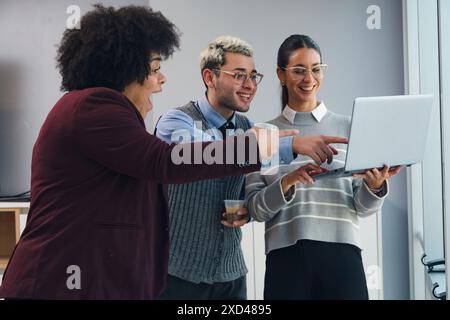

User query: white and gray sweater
[245,104,388,254]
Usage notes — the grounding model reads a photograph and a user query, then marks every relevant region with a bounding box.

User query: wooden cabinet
[0,203,29,269]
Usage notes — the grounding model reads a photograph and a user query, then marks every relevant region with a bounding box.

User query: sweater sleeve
[73,89,260,184]
[352,178,389,217]
[245,172,296,222]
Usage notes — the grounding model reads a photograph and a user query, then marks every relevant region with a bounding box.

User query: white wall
[440,0,450,299]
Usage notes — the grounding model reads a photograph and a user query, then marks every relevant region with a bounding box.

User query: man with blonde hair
[156,35,346,299]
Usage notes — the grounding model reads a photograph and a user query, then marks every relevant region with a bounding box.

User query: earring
[281,82,285,86]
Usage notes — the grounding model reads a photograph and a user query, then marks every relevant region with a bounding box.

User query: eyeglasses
[282,64,328,80]
[212,69,264,85]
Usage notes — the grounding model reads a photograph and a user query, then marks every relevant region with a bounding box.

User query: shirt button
[214,257,220,264]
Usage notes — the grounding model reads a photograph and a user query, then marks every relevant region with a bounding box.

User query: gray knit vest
[167,101,252,284]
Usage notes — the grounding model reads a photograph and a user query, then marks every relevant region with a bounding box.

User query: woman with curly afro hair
[0,5,267,299]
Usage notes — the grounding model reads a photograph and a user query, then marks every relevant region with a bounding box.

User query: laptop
[314,94,434,180]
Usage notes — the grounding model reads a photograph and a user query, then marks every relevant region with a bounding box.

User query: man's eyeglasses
[212,69,264,85]
[282,64,328,80]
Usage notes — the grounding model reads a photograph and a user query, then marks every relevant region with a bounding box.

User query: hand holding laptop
[352,165,402,191]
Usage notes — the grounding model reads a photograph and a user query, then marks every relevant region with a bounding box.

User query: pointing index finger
[322,136,349,144]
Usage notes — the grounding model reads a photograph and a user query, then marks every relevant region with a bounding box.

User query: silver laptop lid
[344,94,434,171]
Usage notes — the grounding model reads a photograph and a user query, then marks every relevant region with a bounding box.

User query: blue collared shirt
[155,94,294,163]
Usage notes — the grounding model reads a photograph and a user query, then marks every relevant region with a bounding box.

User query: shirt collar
[282,101,328,124]
[197,93,236,128]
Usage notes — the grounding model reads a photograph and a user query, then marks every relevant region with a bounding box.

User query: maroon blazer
[0,87,259,299]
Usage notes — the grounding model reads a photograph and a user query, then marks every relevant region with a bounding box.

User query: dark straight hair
[277,35,322,110]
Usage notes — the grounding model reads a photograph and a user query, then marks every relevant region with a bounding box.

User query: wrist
[292,136,301,155]
[281,176,293,194]
[368,182,384,193]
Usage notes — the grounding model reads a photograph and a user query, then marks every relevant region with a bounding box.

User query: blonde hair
[199,35,253,71]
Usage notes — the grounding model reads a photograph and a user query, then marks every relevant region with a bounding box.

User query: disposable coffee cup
[224,200,245,223]
[253,123,278,140]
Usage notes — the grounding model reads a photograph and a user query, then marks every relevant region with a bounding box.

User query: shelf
[0,207,28,272]
[0,256,9,269]
[0,209,21,272]
[0,202,30,209]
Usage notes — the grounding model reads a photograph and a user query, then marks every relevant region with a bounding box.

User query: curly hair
[56,4,180,92]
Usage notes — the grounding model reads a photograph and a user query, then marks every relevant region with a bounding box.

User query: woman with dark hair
[0,5,279,300]
[245,34,401,299]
